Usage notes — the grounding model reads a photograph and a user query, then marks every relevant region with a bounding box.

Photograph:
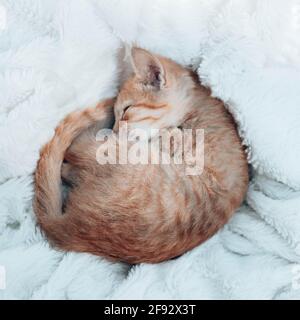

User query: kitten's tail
[33,98,115,235]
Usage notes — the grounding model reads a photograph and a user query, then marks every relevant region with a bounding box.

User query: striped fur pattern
[34,48,248,263]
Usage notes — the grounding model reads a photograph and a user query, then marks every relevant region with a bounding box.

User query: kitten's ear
[131,47,166,89]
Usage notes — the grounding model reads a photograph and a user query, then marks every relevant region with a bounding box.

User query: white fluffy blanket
[1,0,300,299]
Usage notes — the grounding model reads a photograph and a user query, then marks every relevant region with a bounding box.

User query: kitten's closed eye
[121,105,132,120]
[123,105,131,113]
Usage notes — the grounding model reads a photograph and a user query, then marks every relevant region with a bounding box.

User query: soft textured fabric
[0,0,300,299]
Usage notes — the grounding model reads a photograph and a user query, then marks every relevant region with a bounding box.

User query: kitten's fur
[34,48,248,263]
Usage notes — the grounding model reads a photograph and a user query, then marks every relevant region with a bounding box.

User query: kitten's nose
[113,120,123,133]
[113,120,128,134]
[112,122,119,133]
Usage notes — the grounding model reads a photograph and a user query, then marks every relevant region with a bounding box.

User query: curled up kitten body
[34,48,249,263]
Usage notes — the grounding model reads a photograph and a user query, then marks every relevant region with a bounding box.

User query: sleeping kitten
[34,48,248,263]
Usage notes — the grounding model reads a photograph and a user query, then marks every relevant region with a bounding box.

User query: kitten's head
[113,48,196,135]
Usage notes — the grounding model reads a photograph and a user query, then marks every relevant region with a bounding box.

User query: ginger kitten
[34,48,248,263]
